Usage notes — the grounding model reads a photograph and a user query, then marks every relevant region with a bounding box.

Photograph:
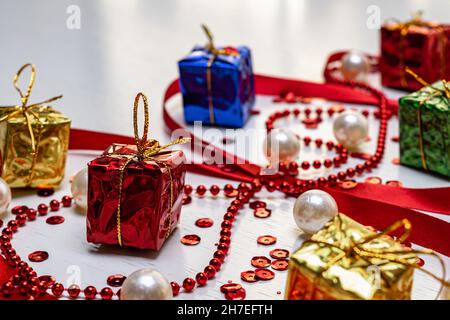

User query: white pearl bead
[293,189,338,234]
[71,168,88,212]
[121,268,173,300]
[264,128,300,163]
[0,178,11,214]
[340,51,370,81]
[333,110,368,150]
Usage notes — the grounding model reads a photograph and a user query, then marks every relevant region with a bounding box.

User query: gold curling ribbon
[0,63,63,186]
[115,92,190,246]
[388,11,447,88]
[405,67,450,170]
[306,214,449,299]
[201,24,239,125]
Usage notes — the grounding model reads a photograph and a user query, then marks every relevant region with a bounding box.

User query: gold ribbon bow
[306,214,449,299]
[405,67,450,170]
[0,63,63,185]
[201,24,239,124]
[115,92,190,246]
[388,11,447,88]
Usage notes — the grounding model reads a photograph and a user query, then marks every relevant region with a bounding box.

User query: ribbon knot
[115,92,190,246]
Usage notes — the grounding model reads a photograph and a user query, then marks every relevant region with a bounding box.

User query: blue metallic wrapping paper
[178,45,255,128]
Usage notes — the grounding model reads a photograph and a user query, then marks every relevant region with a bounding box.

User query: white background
[0,0,449,300]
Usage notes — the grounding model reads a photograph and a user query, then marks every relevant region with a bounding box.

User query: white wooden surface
[0,0,449,300]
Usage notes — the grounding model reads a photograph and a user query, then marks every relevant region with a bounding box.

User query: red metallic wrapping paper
[380,21,450,91]
[87,143,186,250]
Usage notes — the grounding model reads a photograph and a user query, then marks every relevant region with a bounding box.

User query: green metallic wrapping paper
[286,214,417,300]
[0,106,70,188]
[399,81,450,177]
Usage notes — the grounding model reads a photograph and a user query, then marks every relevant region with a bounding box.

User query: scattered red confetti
[277,291,282,295]
[391,136,399,142]
[269,249,290,259]
[250,110,261,115]
[339,180,357,190]
[195,218,214,228]
[271,259,289,271]
[254,208,272,218]
[249,200,266,209]
[220,283,242,293]
[180,234,201,246]
[255,268,275,281]
[182,195,192,205]
[46,216,65,225]
[28,250,49,262]
[251,256,271,268]
[392,158,400,165]
[257,235,277,245]
[417,258,425,267]
[241,270,257,283]
[225,288,246,300]
[386,180,403,187]
[364,176,382,184]
[107,274,126,287]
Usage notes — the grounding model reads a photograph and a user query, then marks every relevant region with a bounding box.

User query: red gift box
[87,143,186,250]
[380,18,450,91]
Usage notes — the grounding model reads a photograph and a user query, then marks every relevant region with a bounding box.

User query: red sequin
[180,234,201,246]
[257,235,277,245]
[339,180,357,190]
[271,259,289,271]
[254,208,272,218]
[391,158,400,165]
[255,268,275,281]
[46,216,65,225]
[364,176,382,184]
[386,180,403,187]
[240,270,257,283]
[251,256,271,268]
[225,288,246,300]
[269,249,290,259]
[220,283,242,293]
[107,274,126,287]
[28,250,49,262]
[195,218,214,228]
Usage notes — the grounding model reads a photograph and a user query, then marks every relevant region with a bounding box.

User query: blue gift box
[178,45,255,128]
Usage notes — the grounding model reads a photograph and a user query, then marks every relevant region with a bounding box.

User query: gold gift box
[0,64,70,188]
[285,214,417,300]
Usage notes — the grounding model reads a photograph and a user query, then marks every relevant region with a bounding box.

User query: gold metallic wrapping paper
[0,106,70,188]
[285,214,417,300]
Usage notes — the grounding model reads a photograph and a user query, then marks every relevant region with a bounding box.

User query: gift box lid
[178,45,251,70]
[0,105,70,126]
[290,214,417,299]
[399,81,450,113]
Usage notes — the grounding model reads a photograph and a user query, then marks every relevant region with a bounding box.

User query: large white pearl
[341,51,370,81]
[293,189,338,234]
[333,110,368,150]
[0,178,12,214]
[264,128,300,163]
[71,168,88,212]
[121,268,173,300]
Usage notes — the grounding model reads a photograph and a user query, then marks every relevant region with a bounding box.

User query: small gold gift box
[285,214,418,300]
[0,64,70,188]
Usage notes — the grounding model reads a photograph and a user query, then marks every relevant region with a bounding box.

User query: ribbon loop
[13,63,36,108]
[133,92,150,158]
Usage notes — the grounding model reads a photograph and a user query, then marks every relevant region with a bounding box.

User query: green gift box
[399,80,450,178]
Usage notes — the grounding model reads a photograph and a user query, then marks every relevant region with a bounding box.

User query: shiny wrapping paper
[87,143,186,250]
[399,82,450,177]
[0,106,70,188]
[178,45,255,128]
[285,214,417,300]
[380,21,450,91]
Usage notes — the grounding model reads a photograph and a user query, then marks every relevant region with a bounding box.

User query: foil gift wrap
[380,15,450,91]
[87,93,188,250]
[399,75,450,177]
[178,25,255,128]
[285,214,418,300]
[0,64,70,188]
